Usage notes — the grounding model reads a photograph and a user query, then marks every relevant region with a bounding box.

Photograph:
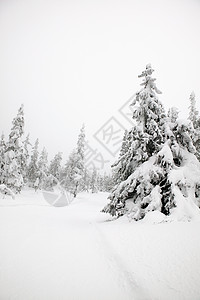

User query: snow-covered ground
[0,190,200,300]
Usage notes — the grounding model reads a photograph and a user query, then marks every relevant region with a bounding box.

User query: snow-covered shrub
[0,184,15,199]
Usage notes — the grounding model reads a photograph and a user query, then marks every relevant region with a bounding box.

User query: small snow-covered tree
[76,124,85,190]
[62,125,86,197]
[102,173,114,192]
[168,107,179,123]
[27,138,40,188]
[0,133,6,185]
[63,150,79,195]
[21,134,31,183]
[188,92,199,129]
[188,92,200,161]
[38,147,49,189]
[49,152,62,181]
[82,168,91,192]
[4,105,25,192]
[90,167,98,193]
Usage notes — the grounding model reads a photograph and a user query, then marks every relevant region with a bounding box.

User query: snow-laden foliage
[27,138,40,188]
[49,152,62,181]
[112,129,134,184]
[168,107,179,123]
[3,105,25,192]
[98,173,114,192]
[103,65,200,221]
[112,64,166,187]
[0,184,15,199]
[62,150,81,196]
[104,137,200,220]
[0,134,6,185]
[188,92,199,129]
[82,168,91,192]
[90,168,98,193]
[62,125,86,197]
[38,147,49,189]
[22,134,31,183]
[188,92,200,161]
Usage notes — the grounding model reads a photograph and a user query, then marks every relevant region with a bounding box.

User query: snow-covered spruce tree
[188,92,200,161]
[104,64,165,213]
[0,133,6,185]
[103,65,200,220]
[90,167,98,193]
[49,152,62,182]
[82,168,91,192]
[188,92,199,129]
[168,107,179,123]
[4,105,25,192]
[62,150,78,193]
[102,173,114,192]
[62,125,85,197]
[112,65,166,188]
[38,147,49,189]
[27,138,40,188]
[76,124,85,192]
[112,129,132,185]
[96,174,102,192]
[21,134,31,183]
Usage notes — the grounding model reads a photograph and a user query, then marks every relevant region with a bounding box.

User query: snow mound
[0,184,15,199]
[141,210,167,224]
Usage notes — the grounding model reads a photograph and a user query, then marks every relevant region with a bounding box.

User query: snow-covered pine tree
[188,92,199,129]
[102,173,114,192]
[62,125,86,197]
[4,105,25,192]
[62,150,78,193]
[27,138,40,188]
[131,64,166,156]
[49,152,62,182]
[112,129,132,185]
[90,167,98,193]
[0,133,6,185]
[188,92,200,161]
[111,65,166,190]
[21,134,31,183]
[105,64,166,214]
[76,124,85,190]
[168,107,179,123]
[103,65,200,221]
[82,168,91,192]
[38,147,49,189]
[96,173,109,192]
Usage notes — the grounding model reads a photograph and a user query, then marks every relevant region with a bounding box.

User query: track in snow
[0,191,144,300]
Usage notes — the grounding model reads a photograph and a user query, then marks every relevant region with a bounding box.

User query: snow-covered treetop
[77,124,85,155]
[76,124,85,165]
[8,104,25,151]
[168,107,179,124]
[0,133,5,147]
[138,64,162,94]
[131,64,165,143]
[188,91,199,129]
[10,104,24,138]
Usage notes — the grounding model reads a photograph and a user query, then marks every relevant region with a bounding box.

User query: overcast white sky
[0,0,200,168]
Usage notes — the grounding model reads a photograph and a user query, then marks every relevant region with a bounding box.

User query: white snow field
[0,190,200,300]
